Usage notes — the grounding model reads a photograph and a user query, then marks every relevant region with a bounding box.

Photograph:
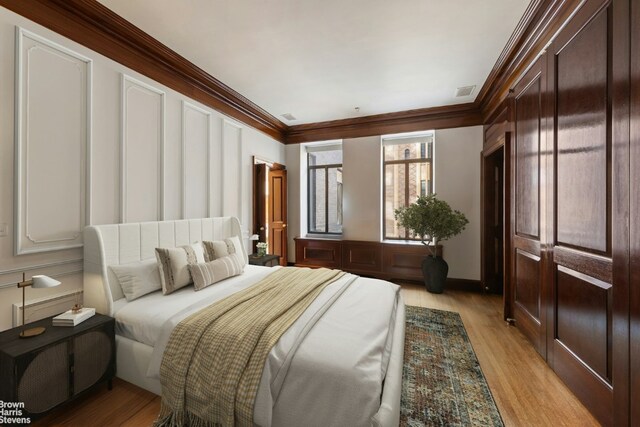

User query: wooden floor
[34,284,600,426]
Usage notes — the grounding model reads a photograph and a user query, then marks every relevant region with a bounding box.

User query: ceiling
[98,0,530,125]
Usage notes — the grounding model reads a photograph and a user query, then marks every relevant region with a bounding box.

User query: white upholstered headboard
[83,217,246,316]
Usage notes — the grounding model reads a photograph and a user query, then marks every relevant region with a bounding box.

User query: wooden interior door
[545,1,617,423]
[253,163,268,254]
[268,168,287,266]
[511,54,547,358]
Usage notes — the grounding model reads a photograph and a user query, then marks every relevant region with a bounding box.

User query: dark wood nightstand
[248,254,280,267]
[0,313,115,419]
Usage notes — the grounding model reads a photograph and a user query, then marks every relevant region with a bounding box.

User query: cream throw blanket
[155,267,346,427]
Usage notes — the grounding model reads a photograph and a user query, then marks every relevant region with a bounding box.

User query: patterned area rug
[401,306,504,427]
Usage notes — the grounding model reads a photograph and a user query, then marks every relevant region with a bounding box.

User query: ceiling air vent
[281,113,297,121]
[455,85,476,97]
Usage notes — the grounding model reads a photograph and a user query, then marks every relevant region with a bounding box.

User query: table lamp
[17,273,61,338]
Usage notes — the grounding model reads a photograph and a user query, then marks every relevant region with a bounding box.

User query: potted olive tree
[394,194,469,293]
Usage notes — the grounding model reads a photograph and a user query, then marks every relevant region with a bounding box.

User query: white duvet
[114,265,401,427]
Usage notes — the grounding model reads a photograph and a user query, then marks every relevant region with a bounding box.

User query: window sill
[303,234,342,240]
[383,239,434,246]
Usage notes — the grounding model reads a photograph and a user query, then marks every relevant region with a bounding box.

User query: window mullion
[325,166,329,233]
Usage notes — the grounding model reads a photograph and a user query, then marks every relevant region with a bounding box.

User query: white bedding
[113,265,270,346]
[113,265,401,427]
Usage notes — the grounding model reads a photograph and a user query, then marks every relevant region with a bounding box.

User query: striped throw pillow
[156,243,206,295]
[203,236,247,268]
[189,253,245,291]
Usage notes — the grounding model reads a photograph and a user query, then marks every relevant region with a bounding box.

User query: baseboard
[445,278,483,292]
[390,277,483,293]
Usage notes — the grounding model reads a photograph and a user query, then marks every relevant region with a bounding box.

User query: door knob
[260,227,265,231]
[283,224,287,228]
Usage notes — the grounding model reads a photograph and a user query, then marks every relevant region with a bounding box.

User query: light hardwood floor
[34,284,600,426]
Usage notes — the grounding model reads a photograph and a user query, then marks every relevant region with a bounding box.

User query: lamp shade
[250,234,260,241]
[31,275,61,289]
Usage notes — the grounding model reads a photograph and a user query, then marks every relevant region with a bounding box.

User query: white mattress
[113,264,270,346]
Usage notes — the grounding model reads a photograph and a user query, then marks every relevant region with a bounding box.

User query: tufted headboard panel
[83,217,245,316]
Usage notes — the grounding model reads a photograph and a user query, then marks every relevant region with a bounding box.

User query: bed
[83,217,405,427]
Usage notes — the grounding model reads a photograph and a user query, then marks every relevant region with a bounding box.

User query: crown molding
[0,0,585,145]
[476,0,584,121]
[285,103,483,144]
[0,0,287,142]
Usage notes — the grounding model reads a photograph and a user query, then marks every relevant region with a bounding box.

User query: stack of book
[52,307,95,327]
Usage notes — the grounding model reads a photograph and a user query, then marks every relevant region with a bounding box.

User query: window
[308,145,343,234]
[383,133,434,240]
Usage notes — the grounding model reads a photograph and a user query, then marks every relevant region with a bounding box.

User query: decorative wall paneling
[182,101,211,219]
[295,238,342,270]
[511,53,547,357]
[15,28,91,255]
[0,259,83,289]
[12,289,82,327]
[120,75,164,223]
[505,0,633,424]
[0,0,287,142]
[546,2,616,424]
[221,119,243,221]
[626,0,637,422]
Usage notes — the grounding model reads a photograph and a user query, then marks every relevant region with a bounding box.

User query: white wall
[285,144,306,263]
[0,8,284,331]
[342,136,382,241]
[433,126,483,280]
[287,126,483,280]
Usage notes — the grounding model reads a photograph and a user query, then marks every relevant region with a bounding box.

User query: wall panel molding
[15,27,91,255]
[120,74,165,223]
[182,101,211,219]
[12,288,83,326]
[221,119,243,221]
[0,258,83,289]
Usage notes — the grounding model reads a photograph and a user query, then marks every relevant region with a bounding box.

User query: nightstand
[0,313,115,419]
[249,254,280,267]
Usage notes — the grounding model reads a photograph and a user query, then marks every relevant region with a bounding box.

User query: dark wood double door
[510,0,634,424]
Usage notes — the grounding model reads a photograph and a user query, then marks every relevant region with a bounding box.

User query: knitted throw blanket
[155,267,346,427]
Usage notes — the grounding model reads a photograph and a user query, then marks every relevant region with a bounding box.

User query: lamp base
[19,326,46,338]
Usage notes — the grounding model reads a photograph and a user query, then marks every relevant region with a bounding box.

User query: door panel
[555,10,609,252]
[547,1,614,424]
[511,54,546,357]
[515,77,541,239]
[556,266,610,379]
[514,250,540,319]
[268,169,287,266]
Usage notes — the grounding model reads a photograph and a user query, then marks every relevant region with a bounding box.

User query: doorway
[253,158,288,266]
[482,146,504,294]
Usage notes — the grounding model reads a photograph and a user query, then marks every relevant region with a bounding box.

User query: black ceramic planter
[421,256,449,293]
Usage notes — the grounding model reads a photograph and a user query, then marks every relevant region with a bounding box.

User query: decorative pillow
[109,259,162,301]
[189,253,245,291]
[203,236,246,268]
[155,243,206,295]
